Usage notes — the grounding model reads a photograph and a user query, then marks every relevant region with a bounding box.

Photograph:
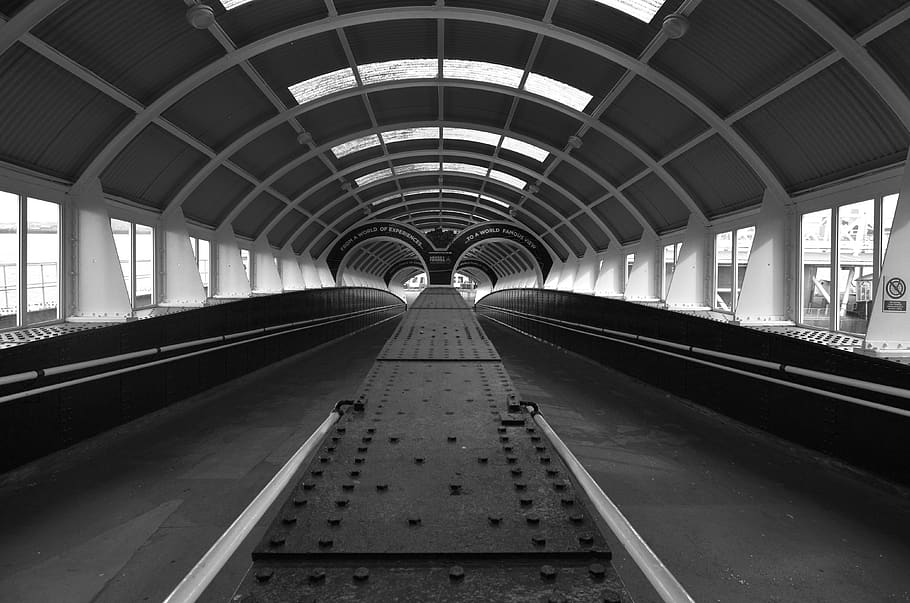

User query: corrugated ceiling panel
[549,163,604,205]
[346,20,436,63]
[232,191,286,239]
[735,60,910,192]
[163,66,277,152]
[182,166,253,226]
[273,157,335,200]
[552,0,683,57]
[533,37,626,109]
[651,0,831,116]
[292,221,325,254]
[575,130,646,185]
[542,232,569,262]
[555,224,586,257]
[444,20,536,66]
[336,0,435,14]
[517,213,546,235]
[572,213,611,251]
[537,183,577,215]
[101,124,208,210]
[33,0,222,104]
[310,228,338,259]
[250,32,347,109]
[511,100,583,150]
[369,87,438,124]
[521,198,559,228]
[443,88,513,127]
[298,97,372,147]
[592,197,644,244]
[665,134,764,217]
[446,0,548,20]
[0,44,133,180]
[231,124,303,181]
[624,174,690,233]
[299,181,344,214]
[868,19,910,101]
[322,197,359,225]
[808,0,908,36]
[0,1,29,16]
[335,211,362,234]
[603,76,709,158]
[217,0,327,47]
[268,209,308,248]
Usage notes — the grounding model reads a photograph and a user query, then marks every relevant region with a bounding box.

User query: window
[801,209,832,329]
[836,200,874,334]
[189,237,211,296]
[713,227,754,312]
[0,192,61,329]
[111,218,155,308]
[882,193,898,265]
[240,248,251,282]
[624,253,635,291]
[662,242,681,300]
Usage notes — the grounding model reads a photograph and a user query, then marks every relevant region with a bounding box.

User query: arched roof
[1,0,909,279]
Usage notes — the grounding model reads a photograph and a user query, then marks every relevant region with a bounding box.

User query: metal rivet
[336,427,346,434]
[449,484,462,494]
[488,515,502,525]
[500,436,509,442]
[535,445,546,452]
[515,482,527,490]
[447,436,457,442]
[415,457,425,464]
[342,483,355,491]
[367,428,376,434]
[497,427,507,433]
[311,469,323,477]
[449,566,465,580]
[547,469,559,477]
[531,436,541,442]
[579,533,594,545]
[554,481,567,491]
[362,436,372,443]
[302,482,316,490]
[376,483,389,491]
[335,499,349,507]
[540,456,551,464]
[353,567,370,581]
[326,447,336,453]
[292,497,307,507]
[569,513,584,523]
[390,436,400,443]
[269,535,285,547]
[354,457,365,464]
[477,457,488,464]
[589,563,606,578]
[540,565,557,579]
[526,514,540,524]
[318,538,333,548]
[255,568,274,582]
[328,516,342,526]
[511,468,523,476]
[319,456,330,464]
[349,470,360,477]
[407,517,421,526]
[507,456,518,464]
[357,447,368,453]
[561,498,574,506]
[527,427,536,433]
[503,446,513,452]
[532,535,546,546]
[281,515,297,524]
[520,498,533,506]
[309,568,326,582]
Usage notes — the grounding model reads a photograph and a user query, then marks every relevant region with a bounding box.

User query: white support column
[594,248,623,297]
[666,215,709,310]
[544,260,564,290]
[558,256,579,291]
[315,259,335,287]
[300,256,323,288]
[213,227,251,298]
[625,232,659,301]
[159,210,206,307]
[66,177,132,320]
[251,238,283,293]
[865,157,910,354]
[736,189,790,324]
[277,252,306,290]
[573,250,599,295]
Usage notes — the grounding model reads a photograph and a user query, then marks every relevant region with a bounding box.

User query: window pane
[0,191,18,329]
[26,198,59,324]
[111,219,132,301]
[734,226,755,308]
[624,253,635,290]
[801,209,831,328]
[714,231,733,311]
[198,239,210,295]
[882,193,898,266]
[135,224,154,307]
[837,200,874,334]
[663,244,676,299]
[240,248,250,281]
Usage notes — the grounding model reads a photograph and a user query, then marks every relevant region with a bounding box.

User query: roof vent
[297,130,314,145]
[526,184,539,195]
[341,180,354,192]
[186,4,215,29]
[508,208,517,217]
[567,136,583,150]
[662,13,689,39]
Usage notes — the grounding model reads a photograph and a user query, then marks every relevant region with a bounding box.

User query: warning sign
[884,300,907,313]
[886,277,907,299]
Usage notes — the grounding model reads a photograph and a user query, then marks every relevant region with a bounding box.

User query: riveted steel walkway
[234,287,627,601]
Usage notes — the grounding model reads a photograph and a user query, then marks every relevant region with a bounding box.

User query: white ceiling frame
[372,198,509,223]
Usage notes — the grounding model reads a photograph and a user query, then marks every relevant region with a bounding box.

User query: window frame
[712,225,755,314]
[110,216,156,309]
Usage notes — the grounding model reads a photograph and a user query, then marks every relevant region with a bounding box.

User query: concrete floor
[0,314,908,602]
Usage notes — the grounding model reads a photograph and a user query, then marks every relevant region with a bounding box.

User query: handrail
[478,304,910,419]
[0,306,405,406]
[530,404,695,603]
[163,404,345,603]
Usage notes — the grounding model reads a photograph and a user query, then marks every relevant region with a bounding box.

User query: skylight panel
[501,137,549,162]
[404,188,442,197]
[443,162,489,178]
[219,0,256,9]
[591,0,667,23]
[443,59,524,88]
[370,193,404,206]
[524,73,593,111]
[443,128,501,148]
[479,194,509,208]
[394,162,439,176]
[382,128,439,145]
[289,67,357,105]
[332,134,381,158]
[489,170,527,190]
[359,59,438,85]
[355,168,393,187]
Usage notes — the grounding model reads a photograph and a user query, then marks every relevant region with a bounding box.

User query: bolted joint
[186,3,215,29]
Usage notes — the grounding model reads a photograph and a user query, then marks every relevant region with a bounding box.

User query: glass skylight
[442,162,488,178]
[382,127,440,145]
[359,59,437,85]
[490,170,527,190]
[524,73,593,112]
[355,168,393,187]
[332,134,382,158]
[501,137,549,162]
[394,162,440,176]
[591,0,668,23]
[479,194,510,208]
[442,59,524,88]
[289,67,357,105]
[219,0,256,9]
[443,128,501,147]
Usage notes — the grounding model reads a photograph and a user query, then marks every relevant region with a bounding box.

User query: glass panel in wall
[135,224,154,307]
[714,231,733,311]
[881,193,898,267]
[734,226,755,308]
[0,191,18,329]
[835,200,874,334]
[624,253,634,290]
[111,218,132,302]
[662,244,675,299]
[801,209,832,329]
[198,239,210,295]
[240,248,250,281]
[25,198,59,324]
